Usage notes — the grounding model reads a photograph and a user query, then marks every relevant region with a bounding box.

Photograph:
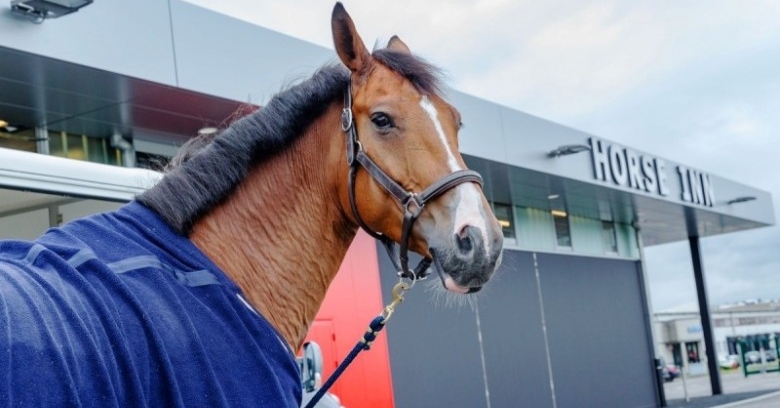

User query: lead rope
[303,281,411,408]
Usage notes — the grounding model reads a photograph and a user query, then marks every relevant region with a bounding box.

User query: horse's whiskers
[423,278,478,310]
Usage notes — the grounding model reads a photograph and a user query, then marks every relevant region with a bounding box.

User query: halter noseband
[342,80,484,282]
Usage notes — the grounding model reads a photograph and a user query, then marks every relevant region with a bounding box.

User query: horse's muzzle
[431,225,503,294]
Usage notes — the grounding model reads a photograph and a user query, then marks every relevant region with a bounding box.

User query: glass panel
[0,127,37,152]
[46,130,123,166]
[492,203,516,239]
[48,130,67,157]
[87,136,106,164]
[66,134,85,160]
[601,220,618,253]
[553,213,571,247]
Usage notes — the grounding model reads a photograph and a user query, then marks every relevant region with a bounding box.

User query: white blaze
[419,96,491,255]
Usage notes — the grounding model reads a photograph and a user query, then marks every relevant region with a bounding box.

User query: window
[601,220,618,253]
[0,127,37,153]
[552,211,571,247]
[492,203,515,239]
[48,130,122,166]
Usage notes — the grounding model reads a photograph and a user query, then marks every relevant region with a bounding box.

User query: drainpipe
[111,132,135,167]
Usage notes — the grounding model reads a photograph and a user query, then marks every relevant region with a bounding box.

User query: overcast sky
[185,0,780,312]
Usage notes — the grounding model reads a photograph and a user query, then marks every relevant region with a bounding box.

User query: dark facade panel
[379,247,658,408]
[378,249,489,408]
[477,250,555,408]
[537,254,657,408]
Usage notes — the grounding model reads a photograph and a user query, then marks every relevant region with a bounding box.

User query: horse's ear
[387,35,411,54]
[332,2,372,74]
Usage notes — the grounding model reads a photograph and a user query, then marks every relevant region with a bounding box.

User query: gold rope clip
[381,281,410,322]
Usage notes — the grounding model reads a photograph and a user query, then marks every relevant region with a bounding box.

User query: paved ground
[663,370,780,408]
[716,391,780,408]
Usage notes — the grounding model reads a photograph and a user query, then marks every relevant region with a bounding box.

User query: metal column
[689,235,722,395]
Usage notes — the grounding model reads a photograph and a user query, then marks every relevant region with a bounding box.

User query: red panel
[303,232,394,408]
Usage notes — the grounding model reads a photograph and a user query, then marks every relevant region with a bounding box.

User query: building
[0,2,774,407]
[655,301,780,371]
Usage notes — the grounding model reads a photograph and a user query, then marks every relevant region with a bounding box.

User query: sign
[589,137,715,207]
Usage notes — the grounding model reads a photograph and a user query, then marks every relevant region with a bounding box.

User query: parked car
[718,354,740,369]
[764,350,777,362]
[744,351,761,365]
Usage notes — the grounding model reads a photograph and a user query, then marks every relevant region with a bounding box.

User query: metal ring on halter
[402,268,418,289]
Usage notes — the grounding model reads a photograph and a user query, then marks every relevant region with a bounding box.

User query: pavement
[663,370,780,408]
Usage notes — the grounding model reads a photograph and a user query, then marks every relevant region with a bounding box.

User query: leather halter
[342,80,484,281]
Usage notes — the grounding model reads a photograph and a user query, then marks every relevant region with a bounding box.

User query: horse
[0,3,503,407]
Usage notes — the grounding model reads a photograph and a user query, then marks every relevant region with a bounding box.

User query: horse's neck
[190,108,356,351]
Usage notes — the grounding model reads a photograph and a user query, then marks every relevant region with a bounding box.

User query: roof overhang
[0,45,250,149]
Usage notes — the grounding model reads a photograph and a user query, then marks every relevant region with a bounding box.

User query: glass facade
[493,203,516,239]
[553,212,572,248]
[4,114,640,260]
[499,203,638,259]
[0,127,37,153]
[48,130,122,166]
[601,220,618,253]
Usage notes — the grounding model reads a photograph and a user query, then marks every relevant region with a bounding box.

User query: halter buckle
[341,108,353,132]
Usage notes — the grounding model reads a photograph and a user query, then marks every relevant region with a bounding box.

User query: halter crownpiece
[342,79,484,283]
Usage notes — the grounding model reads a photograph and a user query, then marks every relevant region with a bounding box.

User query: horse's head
[332,3,503,294]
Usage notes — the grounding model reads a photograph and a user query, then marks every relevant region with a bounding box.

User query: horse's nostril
[457,234,473,253]
[455,225,477,254]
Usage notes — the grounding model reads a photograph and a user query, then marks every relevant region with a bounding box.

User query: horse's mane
[137,51,442,235]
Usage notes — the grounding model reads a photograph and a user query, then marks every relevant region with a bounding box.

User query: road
[664,370,780,404]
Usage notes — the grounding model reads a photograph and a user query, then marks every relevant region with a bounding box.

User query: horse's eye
[370,113,394,130]
[458,121,465,130]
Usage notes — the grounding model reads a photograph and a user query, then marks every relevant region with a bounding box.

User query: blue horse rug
[0,201,301,407]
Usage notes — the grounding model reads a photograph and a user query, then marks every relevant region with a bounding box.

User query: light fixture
[550,210,568,217]
[0,120,20,133]
[547,194,560,200]
[727,196,756,205]
[198,126,219,136]
[548,144,591,158]
[498,219,511,228]
[10,0,93,23]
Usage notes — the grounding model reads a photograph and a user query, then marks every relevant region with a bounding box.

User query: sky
[185,0,780,312]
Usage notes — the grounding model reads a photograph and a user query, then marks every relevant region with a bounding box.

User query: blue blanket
[0,201,301,407]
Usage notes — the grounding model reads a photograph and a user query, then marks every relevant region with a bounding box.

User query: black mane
[138,52,443,235]
[373,49,443,95]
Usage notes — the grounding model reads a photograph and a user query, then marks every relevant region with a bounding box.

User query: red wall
[303,232,394,408]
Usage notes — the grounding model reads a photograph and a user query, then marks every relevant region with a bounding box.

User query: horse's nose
[455,225,483,260]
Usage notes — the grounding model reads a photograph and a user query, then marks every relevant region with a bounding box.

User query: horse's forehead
[363,73,455,121]
[363,68,416,98]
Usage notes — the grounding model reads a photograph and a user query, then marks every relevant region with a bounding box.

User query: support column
[35,126,49,155]
[689,235,722,395]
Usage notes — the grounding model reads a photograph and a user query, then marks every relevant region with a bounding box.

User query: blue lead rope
[303,316,386,408]
[303,281,410,408]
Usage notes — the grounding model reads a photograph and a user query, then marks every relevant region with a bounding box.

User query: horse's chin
[430,250,485,295]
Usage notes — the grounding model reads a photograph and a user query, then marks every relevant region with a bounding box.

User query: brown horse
[0,3,502,407]
[142,3,504,352]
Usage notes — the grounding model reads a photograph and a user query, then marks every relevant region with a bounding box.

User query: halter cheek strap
[342,80,484,281]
